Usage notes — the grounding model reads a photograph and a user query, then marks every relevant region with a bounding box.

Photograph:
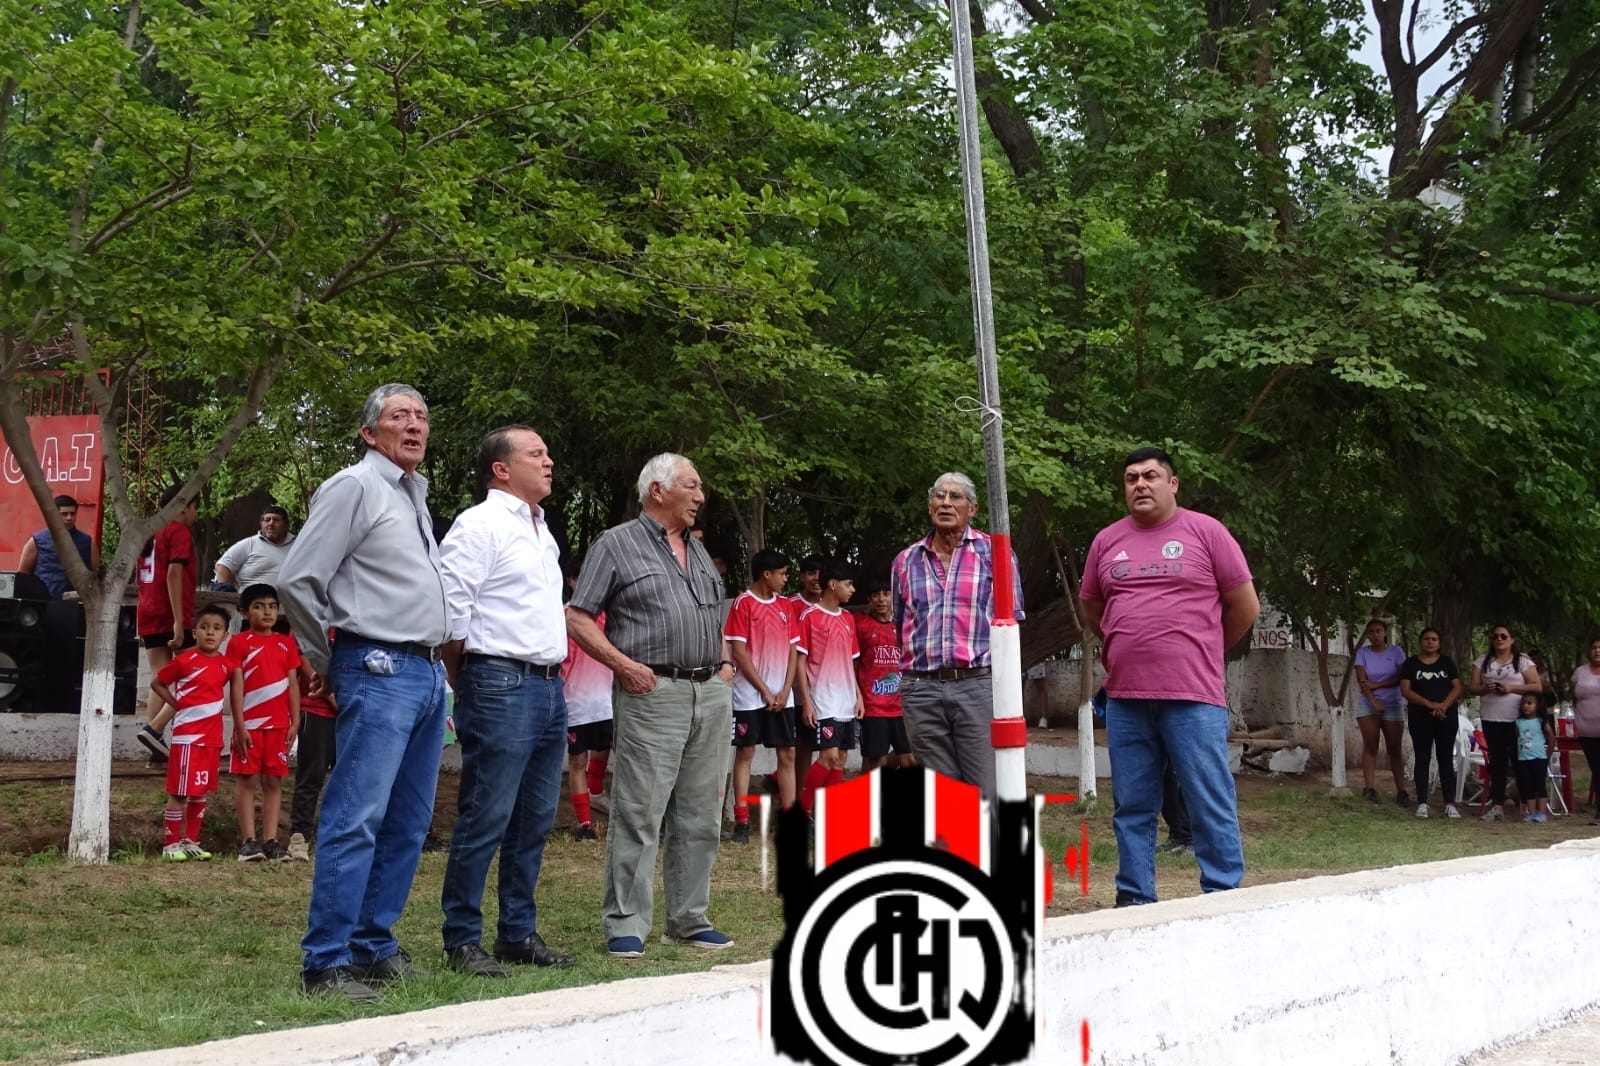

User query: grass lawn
[0,756,1594,1063]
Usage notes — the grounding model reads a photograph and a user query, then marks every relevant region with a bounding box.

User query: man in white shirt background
[437,425,576,975]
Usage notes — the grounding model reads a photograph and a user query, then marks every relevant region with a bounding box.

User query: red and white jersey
[562,610,613,727]
[798,604,860,722]
[725,591,800,711]
[157,648,236,747]
[228,630,300,730]
[855,614,903,719]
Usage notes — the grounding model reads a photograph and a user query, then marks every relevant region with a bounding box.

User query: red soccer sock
[827,768,845,788]
[734,803,750,826]
[800,761,832,816]
[572,790,592,826]
[587,755,609,797]
[183,799,207,843]
[163,808,183,847]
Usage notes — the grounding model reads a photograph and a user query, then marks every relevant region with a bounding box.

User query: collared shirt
[891,526,1023,673]
[440,488,565,665]
[568,512,724,669]
[278,449,448,673]
[216,531,297,587]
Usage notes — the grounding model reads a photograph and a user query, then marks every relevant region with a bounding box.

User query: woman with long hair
[1398,628,1464,818]
[1468,624,1542,821]
[1354,619,1408,805]
[1568,638,1600,824]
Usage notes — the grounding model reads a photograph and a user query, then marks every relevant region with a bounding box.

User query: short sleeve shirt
[855,614,903,718]
[724,592,799,711]
[1398,655,1459,712]
[157,649,236,747]
[798,605,860,721]
[1079,508,1251,707]
[137,522,197,636]
[229,630,301,731]
[1355,644,1407,710]
[561,611,615,727]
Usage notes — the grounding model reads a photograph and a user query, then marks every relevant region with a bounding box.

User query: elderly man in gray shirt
[279,383,450,1004]
[566,452,735,960]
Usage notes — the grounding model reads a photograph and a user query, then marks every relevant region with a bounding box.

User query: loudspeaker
[0,578,50,712]
[0,578,141,714]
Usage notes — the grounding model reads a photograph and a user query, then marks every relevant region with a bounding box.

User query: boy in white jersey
[562,562,614,841]
[726,549,800,841]
[797,560,861,815]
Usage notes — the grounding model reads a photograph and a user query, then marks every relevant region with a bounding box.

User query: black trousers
[1480,719,1518,808]
[1407,706,1458,803]
[290,712,337,839]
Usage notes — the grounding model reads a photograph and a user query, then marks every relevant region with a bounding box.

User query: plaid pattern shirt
[890,526,1022,672]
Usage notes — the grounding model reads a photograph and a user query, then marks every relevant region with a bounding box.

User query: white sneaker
[589,791,610,816]
[1415,803,1429,819]
[286,832,310,862]
[1444,804,1461,819]
[1481,806,1504,822]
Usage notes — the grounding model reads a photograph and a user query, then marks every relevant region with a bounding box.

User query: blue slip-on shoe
[607,936,645,959]
[661,928,734,951]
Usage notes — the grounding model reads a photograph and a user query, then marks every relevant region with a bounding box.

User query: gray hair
[360,383,428,435]
[928,471,978,505]
[637,452,691,502]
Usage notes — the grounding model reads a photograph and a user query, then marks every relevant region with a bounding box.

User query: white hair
[637,452,691,502]
[360,383,427,435]
[928,471,978,505]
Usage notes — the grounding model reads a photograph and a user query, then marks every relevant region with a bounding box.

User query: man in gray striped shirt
[279,383,450,1003]
[566,453,736,959]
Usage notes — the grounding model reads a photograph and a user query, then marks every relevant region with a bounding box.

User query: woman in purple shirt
[1354,619,1408,806]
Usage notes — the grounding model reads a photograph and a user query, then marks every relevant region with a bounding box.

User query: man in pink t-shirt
[1080,446,1259,906]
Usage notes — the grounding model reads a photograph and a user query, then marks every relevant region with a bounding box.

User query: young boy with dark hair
[789,554,825,800]
[150,603,245,861]
[855,575,915,772]
[230,583,301,861]
[797,560,862,815]
[726,549,800,840]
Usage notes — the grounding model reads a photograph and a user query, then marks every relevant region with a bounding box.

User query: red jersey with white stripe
[725,591,800,711]
[561,610,614,727]
[295,630,335,719]
[854,614,903,719]
[228,630,300,730]
[798,604,860,722]
[157,648,237,747]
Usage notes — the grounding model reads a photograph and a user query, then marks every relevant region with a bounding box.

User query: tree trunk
[66,589,126,863]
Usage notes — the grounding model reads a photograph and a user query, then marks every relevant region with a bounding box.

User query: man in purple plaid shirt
[890,472,1022,802]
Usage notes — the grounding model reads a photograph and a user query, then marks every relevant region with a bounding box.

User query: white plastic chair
[1548,747,1570,816]
[1454,717,1485,806]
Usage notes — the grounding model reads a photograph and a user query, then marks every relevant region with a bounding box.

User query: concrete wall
[92,839,1600,1066]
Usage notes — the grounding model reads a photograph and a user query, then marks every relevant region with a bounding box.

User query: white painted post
[67,595,124,863]
[1077,698,1098,798]
[1330,705,1347,791]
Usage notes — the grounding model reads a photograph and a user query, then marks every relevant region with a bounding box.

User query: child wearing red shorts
[229,584,302,861]
[151,604,245,861]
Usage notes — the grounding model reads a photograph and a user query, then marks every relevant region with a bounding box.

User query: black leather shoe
[302,966,382,1003]
[347,948,415,984]
[494,932,576,968]
[446,942,510,978]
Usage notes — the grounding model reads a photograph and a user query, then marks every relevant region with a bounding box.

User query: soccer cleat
[162,842,189,862]
[1444,804,1461,819]
[181,841,212,861]
[571,822,598,842]
[136,724,169,764]
[287,833,310,861]
[238,839,266,862]
[1415,803,1430,819]
[730,822,750,845]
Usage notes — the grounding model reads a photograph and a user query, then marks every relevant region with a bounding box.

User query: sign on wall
[0,414,105,562]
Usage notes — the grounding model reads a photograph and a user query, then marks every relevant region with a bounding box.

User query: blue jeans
[440,662,567,949]
[1106,698,1243,905]
[300,638,446,975]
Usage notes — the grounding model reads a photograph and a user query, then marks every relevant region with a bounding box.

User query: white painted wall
[90,839,1600,1066]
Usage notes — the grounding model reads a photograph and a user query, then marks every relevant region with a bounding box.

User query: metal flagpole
[948,0,1026,804]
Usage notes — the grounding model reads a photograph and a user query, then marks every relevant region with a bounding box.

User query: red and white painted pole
[948,0,1026,804]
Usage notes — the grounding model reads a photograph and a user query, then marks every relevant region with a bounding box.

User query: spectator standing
[278,383,450,1003]
[1354,619,1409,806]
[213,505,296,590]
[1468,624,1541,823]
[566,453,735,960]
[287,653,335,862]
[1398,627,1465,818]
[17,494,97,599]
[890,472,1022,802]
[1080,447,1259,906]
[437,426,575,976]
[134,484,201,763]
[1514,693,1554,822]
[1568,639,1600,824]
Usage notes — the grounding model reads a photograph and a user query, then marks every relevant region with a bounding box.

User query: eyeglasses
[1493,632,1512,640]
[930,489,969,502]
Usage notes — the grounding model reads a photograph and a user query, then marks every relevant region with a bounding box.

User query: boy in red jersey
[230,584,302,861]
[726,549,800,840]
[563,563,614,842]
[787,555,824,803]
[287,652,335,862]
[797,561,862,815]
[135,484,201,765]
[150,604,245,861]
[855,576,915,772]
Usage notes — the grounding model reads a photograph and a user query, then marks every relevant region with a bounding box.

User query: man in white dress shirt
[438,425,576,975]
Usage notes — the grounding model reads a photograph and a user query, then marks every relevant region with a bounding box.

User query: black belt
[905,665,992,682]
[463,653,561,679]
[341,633,443,665]
[647,663,718,682]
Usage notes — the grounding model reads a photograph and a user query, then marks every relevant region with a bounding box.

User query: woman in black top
[1398,628,1465,818]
